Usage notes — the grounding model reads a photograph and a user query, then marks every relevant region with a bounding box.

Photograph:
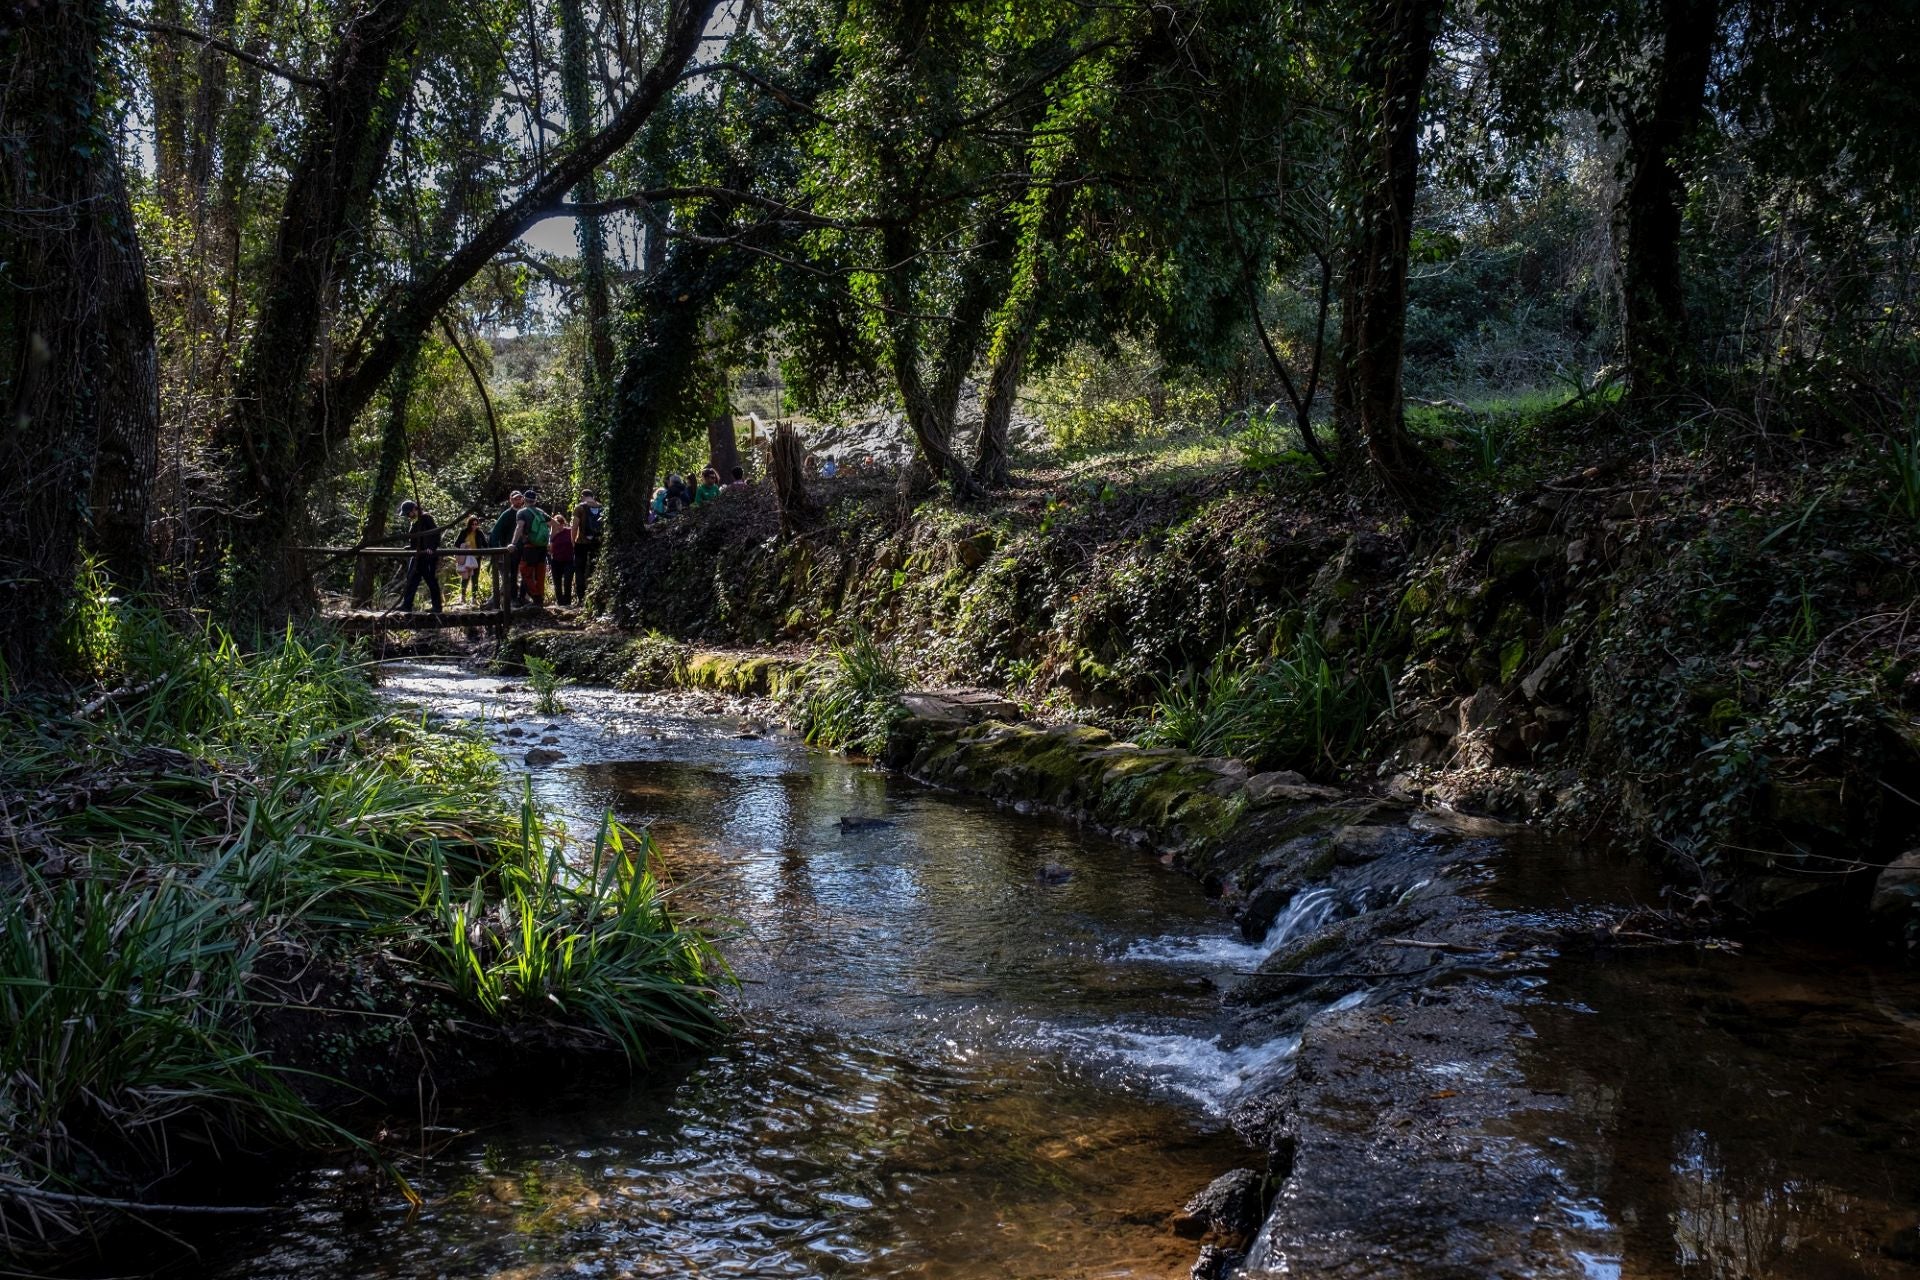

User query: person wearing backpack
[511,495,551,606]
[571,490,603,599]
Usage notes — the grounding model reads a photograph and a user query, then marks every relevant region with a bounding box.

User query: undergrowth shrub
[1138,630,1388,773]
[786,627,908,755]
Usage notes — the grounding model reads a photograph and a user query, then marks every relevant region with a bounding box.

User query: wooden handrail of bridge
[302,543,525,631]
[295,544,516,557]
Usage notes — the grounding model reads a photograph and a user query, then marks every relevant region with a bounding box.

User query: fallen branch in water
[1382,938,1484,954]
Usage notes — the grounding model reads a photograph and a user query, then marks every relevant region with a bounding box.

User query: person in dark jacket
[549,512,576,606]
[491,491,522,601]
[571,490,603,599]
[398,500,442,614]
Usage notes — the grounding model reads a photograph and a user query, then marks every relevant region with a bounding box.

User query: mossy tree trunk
[558,0,616,487]
[1,0,159,675]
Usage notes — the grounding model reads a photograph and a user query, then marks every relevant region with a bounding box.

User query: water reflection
[1509,944,1920,1279]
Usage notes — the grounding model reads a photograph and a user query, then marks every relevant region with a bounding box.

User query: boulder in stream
[523,747,565,766]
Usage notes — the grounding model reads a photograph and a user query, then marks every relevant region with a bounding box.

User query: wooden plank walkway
[325,607,569,633]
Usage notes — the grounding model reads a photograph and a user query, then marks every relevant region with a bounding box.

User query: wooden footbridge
[303,545,575,636]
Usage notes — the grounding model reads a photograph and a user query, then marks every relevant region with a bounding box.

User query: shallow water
[191,662,1275,1279]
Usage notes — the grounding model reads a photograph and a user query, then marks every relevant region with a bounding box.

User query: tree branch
[685,60,823,117]
[318,0,722,455]
[116,16,325,89]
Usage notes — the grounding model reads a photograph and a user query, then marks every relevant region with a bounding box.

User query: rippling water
[190,661,1274,1279]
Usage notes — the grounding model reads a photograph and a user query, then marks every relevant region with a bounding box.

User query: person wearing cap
[398,499,442,614]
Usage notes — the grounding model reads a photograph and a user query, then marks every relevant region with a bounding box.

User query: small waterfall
[1058,1028,1305,1113]
[1126,884,1343,967]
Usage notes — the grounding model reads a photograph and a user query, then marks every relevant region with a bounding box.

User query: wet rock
[838,816,894,831]
[539,735,560,745]
[734,731,762,740]
[1244,771,1338,806]
[1036,861,1072,884]
[1870,850,1920,945]
[1189,1244,1236,1280]
[899,689,1021,726]
[502,726,526,738]
[1173,1168,1265,1244]
[523,747,564,766]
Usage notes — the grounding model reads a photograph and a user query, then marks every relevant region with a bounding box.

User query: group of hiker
[395,486,604,614]
[393,460,765,614]
[650,466,747,519]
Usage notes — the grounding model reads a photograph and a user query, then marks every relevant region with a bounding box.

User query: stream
[179,661,1920,1279]
[195,662,1285,1279]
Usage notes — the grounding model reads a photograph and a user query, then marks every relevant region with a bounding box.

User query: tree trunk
[1619,0,1717,404]
[352,344,422,604]
[1344,0,1445,505]
[706,385,740,479]
[558,0,616,474]
[973,179,1072,489]
[770,421,817,535]
[1,0,159,674]
[143,0,191,216]
[220,0,423,616]
[973,321,1029,489]
[881,222,1005,499]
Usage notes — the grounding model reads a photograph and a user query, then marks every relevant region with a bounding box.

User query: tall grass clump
[1,571,725,1253]
[526,653,573,714]
[786,626,908,756]
[1138,630,1389,773]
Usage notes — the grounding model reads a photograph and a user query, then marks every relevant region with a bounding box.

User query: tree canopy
[3,0,1918,670]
